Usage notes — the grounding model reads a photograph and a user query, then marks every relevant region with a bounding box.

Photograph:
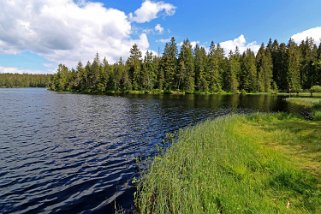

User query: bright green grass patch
[135,113,321,213]
[286,97,321,108]
[286,97,321,120]
[278,92,321,97]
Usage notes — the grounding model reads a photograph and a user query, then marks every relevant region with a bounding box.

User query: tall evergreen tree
[299,38,317,88]
[142,51,157,90]
[53,64,69,91]
[88,53,102,92]
[127,44,142,90]
[194,45,208,91]
[162,37,178,90]
[256,44,273,92]
[207,42,225,92]
[286,39,301,92]
[240,49,257,92]
[225,49,240,92]
[177,40,195,92]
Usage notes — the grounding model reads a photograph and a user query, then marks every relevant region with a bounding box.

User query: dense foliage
[0,73,52,88]
[49,37,321,94]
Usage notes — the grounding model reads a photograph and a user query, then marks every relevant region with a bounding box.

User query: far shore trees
[49,37,321,94]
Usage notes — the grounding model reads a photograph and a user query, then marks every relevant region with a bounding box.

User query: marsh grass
[135,113,321,213]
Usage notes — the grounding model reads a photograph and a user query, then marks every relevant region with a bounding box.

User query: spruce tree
[207,42,224,92]
[256,44,273,92]
[299,38,317,88]
[240,49,257,92]
[225,49,240,92]
[194,45,208,91]
[162,37,178,90]
[127,44,142,90]
[142,51,157,90]
[287,39,301,92]
[178,40,195,92]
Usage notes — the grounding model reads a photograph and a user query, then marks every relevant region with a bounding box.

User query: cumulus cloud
[291,26,321,44]
[220,34,260,55]
[0,66,53,74]
[155,24,164,34]
[129,0,175,23]
[0,0,151,71]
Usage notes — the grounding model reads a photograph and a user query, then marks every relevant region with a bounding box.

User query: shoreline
[135,111,321,213]
[48,88,321,97]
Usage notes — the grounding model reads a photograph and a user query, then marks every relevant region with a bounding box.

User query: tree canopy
[49,37,321,94]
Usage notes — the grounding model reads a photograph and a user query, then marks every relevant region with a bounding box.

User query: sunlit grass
[286,97,321,121]
[286,97,321,108]
[135,113,321,213]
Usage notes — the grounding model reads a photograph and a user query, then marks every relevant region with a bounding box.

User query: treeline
[0,73,52,88]
[49,37,321,94]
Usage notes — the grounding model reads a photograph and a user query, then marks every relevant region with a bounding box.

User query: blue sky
[0,0,321,73]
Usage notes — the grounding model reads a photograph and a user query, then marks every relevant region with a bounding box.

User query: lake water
[0,88,290,213]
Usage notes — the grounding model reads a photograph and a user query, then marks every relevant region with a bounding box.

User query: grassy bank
[135,113,321,213]
[286,97,321,120]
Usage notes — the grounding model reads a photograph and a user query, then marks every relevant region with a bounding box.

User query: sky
[0,0,321,74]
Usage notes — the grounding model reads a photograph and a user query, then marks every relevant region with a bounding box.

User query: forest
[0,73,52,88]
[49,37,321,94]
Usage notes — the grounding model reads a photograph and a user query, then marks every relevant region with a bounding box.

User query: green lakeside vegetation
[286,97,321,120]
[135,99,321,213]
[49,37,321,95]
[0,73,52,88]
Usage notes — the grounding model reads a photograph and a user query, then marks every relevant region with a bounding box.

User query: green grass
[286,97,321,120]
[135,113,321,213]
[278,92,321,97]
[286,97,321,108]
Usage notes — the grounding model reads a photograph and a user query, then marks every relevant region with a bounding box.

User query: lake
[0,88,290,213]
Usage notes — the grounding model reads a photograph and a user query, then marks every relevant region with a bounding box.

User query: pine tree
[53,64,69,91]
[178,40,195,92]
[225,49,240,92]
[256,44,273,92]
[162,37,178,90]
[142,51,157,90]
[240,49,257,92]
[127,44,142,90]
[207,42,225,92]
[89,53,102,92]
[287,39,301,92]
[299,38,317,88]
[119,58,131,91]
[194,45,208,91]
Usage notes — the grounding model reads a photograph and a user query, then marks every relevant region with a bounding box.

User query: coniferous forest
[0,73,52,88]
[49,37,321,94]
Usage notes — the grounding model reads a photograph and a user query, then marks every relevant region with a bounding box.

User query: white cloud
[0,0,151,71]
[220,34,260,55]
[190,41,199,49]
[291,26,321,44]
[0,66,53,74]
[155,24,164,34]
[129,0,175,23]
[157,38,171,43]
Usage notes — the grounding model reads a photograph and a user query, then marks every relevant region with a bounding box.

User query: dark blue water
[0,88,289,213]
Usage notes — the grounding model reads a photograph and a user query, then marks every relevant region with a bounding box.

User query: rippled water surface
[0,88,290,213]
